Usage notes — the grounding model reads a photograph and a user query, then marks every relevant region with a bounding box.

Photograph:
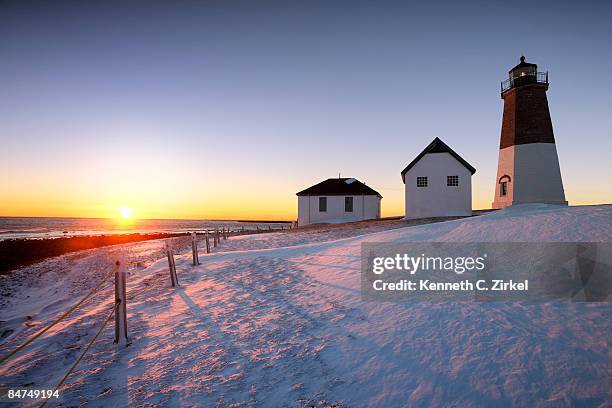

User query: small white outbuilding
[401,137,475,219]
[296,178,382,226]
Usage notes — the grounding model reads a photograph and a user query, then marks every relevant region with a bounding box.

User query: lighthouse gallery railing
[501,71,548,93]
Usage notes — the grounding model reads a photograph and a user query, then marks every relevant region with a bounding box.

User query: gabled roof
[400,137,476,183]
[296,178,382,198]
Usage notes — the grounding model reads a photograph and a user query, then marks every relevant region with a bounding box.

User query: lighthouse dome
[509,56,537,77]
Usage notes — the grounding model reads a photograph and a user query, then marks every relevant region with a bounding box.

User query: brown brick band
[500,84,555,149]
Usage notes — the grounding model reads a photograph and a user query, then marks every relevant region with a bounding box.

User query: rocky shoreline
[0,233,191,274]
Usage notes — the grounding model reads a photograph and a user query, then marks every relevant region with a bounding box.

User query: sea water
[0,217,289,240]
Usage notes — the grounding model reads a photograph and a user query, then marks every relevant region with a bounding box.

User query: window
[416,177,428,187]
[345,196,353,212]
[447,176,459,187]
[319,196,327,212]
[499,175,511,197]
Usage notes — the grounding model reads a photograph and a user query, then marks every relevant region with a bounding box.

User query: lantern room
[501,55,548,95]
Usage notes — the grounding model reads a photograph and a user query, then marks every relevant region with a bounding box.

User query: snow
[1,204,611,407]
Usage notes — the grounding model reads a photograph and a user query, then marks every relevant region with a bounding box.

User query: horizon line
[0,215,294,223]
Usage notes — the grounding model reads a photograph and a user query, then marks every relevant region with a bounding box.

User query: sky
[1,0,611,221]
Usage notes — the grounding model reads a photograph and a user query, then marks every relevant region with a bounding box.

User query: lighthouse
[492,56,567,209]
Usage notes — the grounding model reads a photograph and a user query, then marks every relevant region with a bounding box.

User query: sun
[118,207,133,219]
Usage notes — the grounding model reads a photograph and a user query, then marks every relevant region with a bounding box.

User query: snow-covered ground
[1,204,611,407]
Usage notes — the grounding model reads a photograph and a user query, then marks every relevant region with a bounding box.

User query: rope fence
[38,307,115,408]
[0,264,118,365]
[0,225,264,404]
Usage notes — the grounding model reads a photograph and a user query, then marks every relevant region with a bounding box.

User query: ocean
[0,217,290,240]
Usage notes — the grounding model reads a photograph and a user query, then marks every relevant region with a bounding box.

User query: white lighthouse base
[492,143,567,209]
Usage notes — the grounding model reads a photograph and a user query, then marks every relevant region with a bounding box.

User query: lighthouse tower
[492,56,567,209]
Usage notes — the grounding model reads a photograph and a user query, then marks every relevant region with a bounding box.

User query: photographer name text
[372,279,528,292]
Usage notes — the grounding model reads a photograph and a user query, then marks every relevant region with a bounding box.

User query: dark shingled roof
[400,137,476,183]
[296,178,382,198]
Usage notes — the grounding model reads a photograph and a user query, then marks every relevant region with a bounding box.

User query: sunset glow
[118,207,133,219]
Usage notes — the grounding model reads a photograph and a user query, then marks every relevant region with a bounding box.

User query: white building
[401,138,475,219]
[296,178,382,226]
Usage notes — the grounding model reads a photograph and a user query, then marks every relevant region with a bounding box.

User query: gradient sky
[1,0,611,220]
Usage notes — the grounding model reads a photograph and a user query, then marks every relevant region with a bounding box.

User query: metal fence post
[205,230,210,253]
[114,258,129,346]
[191,232,200,265]
[165,240,178,287]
[214,229,219,247]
